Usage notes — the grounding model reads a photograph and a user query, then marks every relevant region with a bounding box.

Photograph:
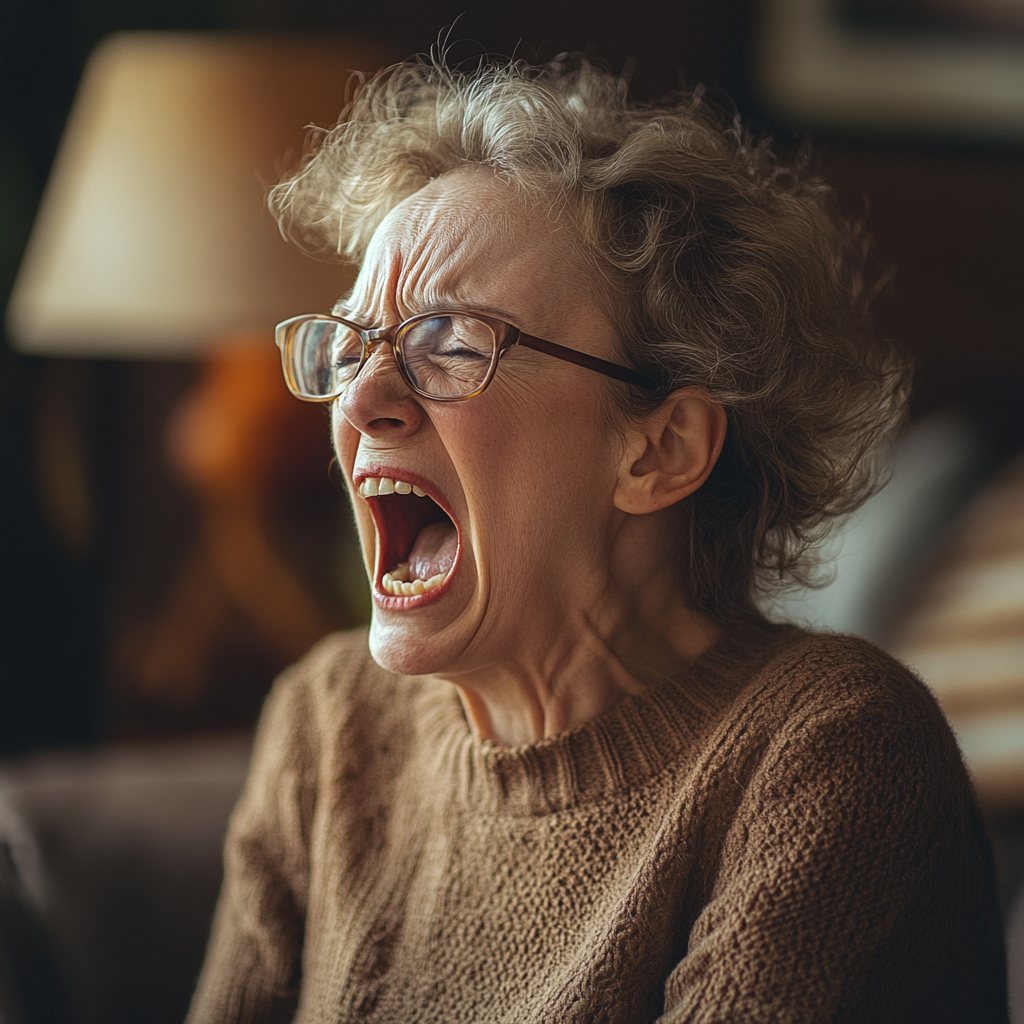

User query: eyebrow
[330,298,527,330]
[451,302,522,324]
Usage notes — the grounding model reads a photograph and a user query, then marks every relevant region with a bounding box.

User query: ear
[614,387,727,515]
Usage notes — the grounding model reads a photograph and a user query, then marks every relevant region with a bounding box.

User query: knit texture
[187,622,1007,1023]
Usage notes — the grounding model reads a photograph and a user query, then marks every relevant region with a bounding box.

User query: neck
[445,511,722,746]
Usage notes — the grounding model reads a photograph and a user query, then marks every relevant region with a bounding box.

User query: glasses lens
[285,318,362,399]
[400,316,496,398]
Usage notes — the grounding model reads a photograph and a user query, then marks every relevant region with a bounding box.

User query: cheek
[510,380,617,472]
[443,381,619,528]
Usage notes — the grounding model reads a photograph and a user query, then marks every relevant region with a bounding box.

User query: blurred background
[0,0,1021,1021]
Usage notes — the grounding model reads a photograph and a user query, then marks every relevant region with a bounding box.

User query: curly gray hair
[270,56,910,619]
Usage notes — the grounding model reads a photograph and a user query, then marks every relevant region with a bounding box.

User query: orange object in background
[3,32,397,739]
[109,339,354,720]
[166,335,330,503]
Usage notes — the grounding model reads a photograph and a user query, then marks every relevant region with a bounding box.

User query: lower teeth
[381,562,447,597]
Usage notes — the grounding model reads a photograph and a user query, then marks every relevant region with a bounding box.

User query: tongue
[407,521,458,582]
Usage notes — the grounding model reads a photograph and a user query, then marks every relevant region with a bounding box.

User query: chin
[367,614,468,678]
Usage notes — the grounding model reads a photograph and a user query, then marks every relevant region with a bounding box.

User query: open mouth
[357,475,460,600]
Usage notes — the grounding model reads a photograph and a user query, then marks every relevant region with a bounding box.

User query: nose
[336,340,426,439]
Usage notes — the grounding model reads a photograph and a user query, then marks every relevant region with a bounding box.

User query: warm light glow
[6,32,394,357]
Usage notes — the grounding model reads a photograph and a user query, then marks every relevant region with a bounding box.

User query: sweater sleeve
[186,660,321,1024]
[658,648,1007,1024]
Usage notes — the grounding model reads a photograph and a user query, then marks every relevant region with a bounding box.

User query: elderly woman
[187,58,1006,1023]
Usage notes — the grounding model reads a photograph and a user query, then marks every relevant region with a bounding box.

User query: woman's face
[333,168,633,679]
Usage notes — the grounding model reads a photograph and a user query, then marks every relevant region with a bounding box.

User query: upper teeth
[358,476,427,498]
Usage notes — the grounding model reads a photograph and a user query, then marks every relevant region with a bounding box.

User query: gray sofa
[0,733,250,1024]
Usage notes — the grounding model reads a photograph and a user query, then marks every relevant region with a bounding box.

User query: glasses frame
[275,310,660,402]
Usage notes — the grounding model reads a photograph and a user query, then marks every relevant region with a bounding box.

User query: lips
[355,473,460,602]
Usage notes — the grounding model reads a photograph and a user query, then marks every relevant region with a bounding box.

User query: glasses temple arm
[516,333,660,392]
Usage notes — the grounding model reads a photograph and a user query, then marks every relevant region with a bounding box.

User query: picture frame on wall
[756,0,1024,143]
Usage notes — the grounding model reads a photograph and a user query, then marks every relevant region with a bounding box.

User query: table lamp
[5,32,395,717]
[6,31,394,357]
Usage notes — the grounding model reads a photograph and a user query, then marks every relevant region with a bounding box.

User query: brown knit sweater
[187,623,1007,1023]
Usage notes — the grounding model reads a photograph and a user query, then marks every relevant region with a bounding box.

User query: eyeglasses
[275,310,659,402]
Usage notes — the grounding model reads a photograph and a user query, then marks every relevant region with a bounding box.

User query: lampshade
[5,32,395,357]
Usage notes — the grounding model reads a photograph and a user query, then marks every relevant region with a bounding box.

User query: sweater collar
[417,618,793,816]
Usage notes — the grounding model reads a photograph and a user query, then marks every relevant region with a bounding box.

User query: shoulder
[270,626,376,703]
[254,627,457,768]
[738,627,952,733]
[731,628,971,809]
[688,629,983,911]
[669,631,1002,1023]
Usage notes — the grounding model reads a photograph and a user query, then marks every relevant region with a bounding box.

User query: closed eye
[434,343,490,359]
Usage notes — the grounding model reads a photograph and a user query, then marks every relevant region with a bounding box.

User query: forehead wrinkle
[396,226,468,316]
[343,199,441,322]
[390,188,515,317]
[340,252,397,322]
[343,168,614,338]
